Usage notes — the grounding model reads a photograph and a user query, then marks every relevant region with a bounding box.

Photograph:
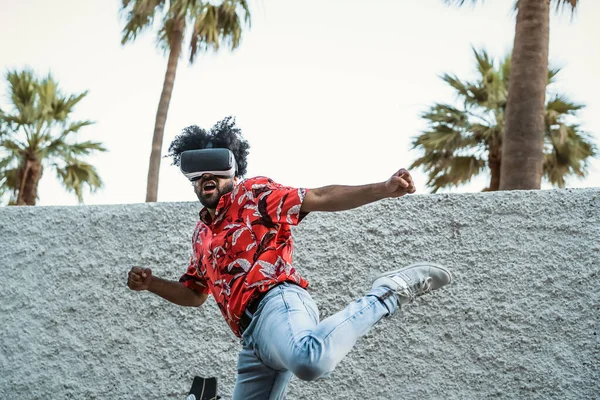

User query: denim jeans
[231,282,399,399]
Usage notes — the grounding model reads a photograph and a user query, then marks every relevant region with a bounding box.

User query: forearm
[148,276,207,307]
[302,182,388,212]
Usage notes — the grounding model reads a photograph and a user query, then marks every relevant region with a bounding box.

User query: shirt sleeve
[179,227,210,295]
[179,259,210,294]
[245,177,308,226]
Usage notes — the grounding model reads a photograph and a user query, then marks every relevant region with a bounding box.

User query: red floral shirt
[179,176,310,337]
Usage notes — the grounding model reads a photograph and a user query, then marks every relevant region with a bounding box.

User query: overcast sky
[1,0,599,206]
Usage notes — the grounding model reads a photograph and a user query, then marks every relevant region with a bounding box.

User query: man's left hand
[385,168,416,197]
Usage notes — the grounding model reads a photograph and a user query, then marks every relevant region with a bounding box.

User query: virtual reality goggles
[180,148,237,181]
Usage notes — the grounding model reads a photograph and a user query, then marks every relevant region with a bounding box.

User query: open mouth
[202,181,217,193]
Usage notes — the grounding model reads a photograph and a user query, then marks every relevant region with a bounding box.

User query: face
[193,174,236,210]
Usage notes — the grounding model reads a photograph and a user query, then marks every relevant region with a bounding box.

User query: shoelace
[398,277,433,303]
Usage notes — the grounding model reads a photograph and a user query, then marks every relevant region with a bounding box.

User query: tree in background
[445,0,580,190]
[0,70,106,206]
[120,0,251,202]
[410,48,596,193]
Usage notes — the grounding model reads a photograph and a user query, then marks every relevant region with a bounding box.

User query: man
[127,117,452,399]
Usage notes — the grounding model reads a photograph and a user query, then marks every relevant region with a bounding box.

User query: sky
[1,0,599,206]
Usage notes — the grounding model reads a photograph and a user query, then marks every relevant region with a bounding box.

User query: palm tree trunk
[499,0,549,190]
[488,148,501,191]
[16,160,30,205]
[16,159,43,206]
[145,19,185,202]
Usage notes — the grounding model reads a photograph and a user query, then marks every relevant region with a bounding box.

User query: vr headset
[180,148,237,181]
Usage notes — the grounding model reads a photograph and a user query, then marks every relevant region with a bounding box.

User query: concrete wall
[0,189,598,400]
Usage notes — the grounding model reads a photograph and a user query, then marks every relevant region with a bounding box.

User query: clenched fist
[127,266,153,291]
[385,168,416,197]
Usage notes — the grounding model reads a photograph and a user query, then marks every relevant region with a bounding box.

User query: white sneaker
[372,262,452,306]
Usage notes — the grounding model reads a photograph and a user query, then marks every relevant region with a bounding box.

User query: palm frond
[440,74,472,99]
[6,69,36,109]
[0,150,20,203]
[547,66,562,84]
[412,128,466,152]
[470,123,501,143]
[473,48,494,77]
[55,161,103,203]
[553,0,578,14]
[544,121,595,187]
[120,0,167,44]
[63,120,95,136]
[0,108,9,137]
[188,0,251,62]
[5,69,38,126]
[500,55,511,88]
[546,95,583,115]
[421,103,469,128]
[444,156,486,183]
[0,167,19,190]
[411,153,485,193]
[0,138,27,155]
[0,144,22,202]
[0,155,16,171]
[45,140,107,159]
[37,76,89,124]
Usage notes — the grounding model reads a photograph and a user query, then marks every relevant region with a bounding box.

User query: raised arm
[127,267,208,307]
[300,168,416,213]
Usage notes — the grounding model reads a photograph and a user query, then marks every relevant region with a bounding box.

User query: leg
[246,262,452,383]
[246,283,395,382]
[232,341,293,400]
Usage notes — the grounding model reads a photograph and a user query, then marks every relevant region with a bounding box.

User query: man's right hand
[127,266,153,291]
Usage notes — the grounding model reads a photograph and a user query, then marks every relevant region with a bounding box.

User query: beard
[195,180,235,209]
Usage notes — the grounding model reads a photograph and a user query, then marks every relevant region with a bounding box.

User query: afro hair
[167,116,250,177]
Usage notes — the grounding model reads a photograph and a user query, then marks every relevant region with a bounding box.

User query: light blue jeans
[231,282,399,399]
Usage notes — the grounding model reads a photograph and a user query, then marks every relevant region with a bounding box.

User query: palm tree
[0,69,106,206]
[444,0,579,190]
[120,0,251,202]
[410,48,596,193]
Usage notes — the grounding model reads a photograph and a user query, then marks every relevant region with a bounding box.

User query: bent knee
[290,361,333,382]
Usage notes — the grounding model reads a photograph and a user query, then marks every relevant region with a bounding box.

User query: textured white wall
[1,189,599,400]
